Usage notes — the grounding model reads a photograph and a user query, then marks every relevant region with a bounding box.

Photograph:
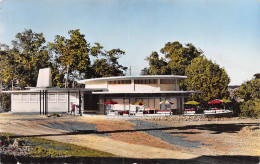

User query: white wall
[11,92,79,113]
[108,84,132,92]
[85,81,107,89]
[134,84,159,92]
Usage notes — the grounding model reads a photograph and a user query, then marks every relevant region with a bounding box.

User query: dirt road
[0,114,259,162]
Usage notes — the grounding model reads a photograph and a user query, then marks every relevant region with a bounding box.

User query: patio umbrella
[104,100,118,105]
[132,101,146,106]
[221,98,231,110]
[185,101,200,105]
[160,100,174,105]
[185,101,200,112]
[221,98,231,103]
[132,101,146,114]
[208,99,223,105]
[104,101,118,114]
[160,100,174,115]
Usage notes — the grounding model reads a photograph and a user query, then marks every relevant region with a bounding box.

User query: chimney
[36,68,52,88]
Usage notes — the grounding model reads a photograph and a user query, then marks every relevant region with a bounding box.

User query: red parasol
[208,99,223,105]
[104,100,118,105]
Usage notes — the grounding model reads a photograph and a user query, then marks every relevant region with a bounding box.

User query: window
[160,79,176,84]
[21,94,29,102]
[13,94,20,102]
[108,80,131,84]
[30,94,38,102]
[58,93,66,102]
[134,79,157,84]
[48,94,56,102]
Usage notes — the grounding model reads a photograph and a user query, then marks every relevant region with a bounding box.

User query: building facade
[78,75,196,115]
[5,74,196,115]
[8,88,94,114]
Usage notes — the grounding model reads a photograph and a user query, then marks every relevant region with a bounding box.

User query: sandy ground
[0,113,259,161]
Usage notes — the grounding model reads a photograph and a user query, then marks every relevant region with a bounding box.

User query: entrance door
[84,94,99,114]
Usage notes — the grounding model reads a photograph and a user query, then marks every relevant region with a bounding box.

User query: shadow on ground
[9,122,259,139]
[0,154,259,164]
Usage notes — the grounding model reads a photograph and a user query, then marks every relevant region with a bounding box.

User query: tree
[184,55,230,103]
[254,73,260,79]
[0,29,51,110]
[10,29,51,88]
[49,29,91,88]
[145,41,202,75]
[51,64,65,88]
[91,46,127,77]
[145,51,167,75]
[236,78,260,118]
[0,93,11,111]
[140,67,152,75]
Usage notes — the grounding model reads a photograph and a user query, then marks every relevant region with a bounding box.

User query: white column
[131,79,135,91]
[158,79,161,91]
[176,79,178,91]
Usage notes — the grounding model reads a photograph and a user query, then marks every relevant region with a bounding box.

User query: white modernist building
[5,68,196,115]
[5,68,104,114]
[78,75,196,115]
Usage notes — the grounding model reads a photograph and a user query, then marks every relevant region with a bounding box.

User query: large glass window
[160,79,176,84]
[108,80,131,84]
[134,79,157,84]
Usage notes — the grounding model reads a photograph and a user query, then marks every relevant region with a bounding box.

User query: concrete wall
[11,92,79,113]
[108,84,132,92]
[86,81,107,89]
[134,84,159,92]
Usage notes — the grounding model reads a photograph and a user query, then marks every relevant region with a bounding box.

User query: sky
[0,0,259,85]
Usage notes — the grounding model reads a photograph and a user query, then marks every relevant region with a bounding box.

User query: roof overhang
[78,75,187,84]
[91,90,199,94]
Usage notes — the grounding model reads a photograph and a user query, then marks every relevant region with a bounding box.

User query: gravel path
[129,120,202,148]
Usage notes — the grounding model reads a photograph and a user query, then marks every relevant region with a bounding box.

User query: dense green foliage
[0,30,51,89]
[12,30,50,88]
[143,42,230,103]
[0,29,127,90]
[236,78,260,118]
[49,30,127,86]
[185,56,230,103]
[0,94,11,110]
[0,29,127,109]
[49,29,91,88]
[144,41,202,75]
[91,46,127,77]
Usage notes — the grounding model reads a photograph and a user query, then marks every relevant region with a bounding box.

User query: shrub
[239,99,260,118]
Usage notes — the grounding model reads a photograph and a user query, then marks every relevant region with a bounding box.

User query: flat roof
[2,88,107,93]
[78,75,187,84]
[91,90,199,94]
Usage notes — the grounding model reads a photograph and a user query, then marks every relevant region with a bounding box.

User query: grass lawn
[0,132,117,157]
